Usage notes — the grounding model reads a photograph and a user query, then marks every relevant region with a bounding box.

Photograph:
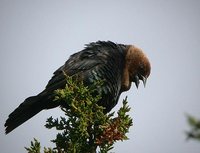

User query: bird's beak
[134,75,147,88]
[134,75,140,88]
[141,75,147,87]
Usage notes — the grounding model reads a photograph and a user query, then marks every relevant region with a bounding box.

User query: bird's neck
[121,64,132,92]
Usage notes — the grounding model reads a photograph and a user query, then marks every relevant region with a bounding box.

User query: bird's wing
[43,42,125,112]
[44,49,107,92]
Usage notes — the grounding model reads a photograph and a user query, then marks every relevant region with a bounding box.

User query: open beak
[134,75,147,88]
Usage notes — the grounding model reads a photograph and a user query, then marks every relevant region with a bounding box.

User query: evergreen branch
[26,77,133,153]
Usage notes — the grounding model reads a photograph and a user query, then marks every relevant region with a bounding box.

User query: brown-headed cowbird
[5,41,151,134]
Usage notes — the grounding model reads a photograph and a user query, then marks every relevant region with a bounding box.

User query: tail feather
[5,96,45,134]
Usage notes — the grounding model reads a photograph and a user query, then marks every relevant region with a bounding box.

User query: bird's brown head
[125,45,151,88]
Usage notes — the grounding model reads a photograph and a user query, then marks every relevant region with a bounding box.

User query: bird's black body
[44,41,127,111]
[5,41,128,134]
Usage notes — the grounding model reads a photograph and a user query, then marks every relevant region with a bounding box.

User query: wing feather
[44,41,126,112]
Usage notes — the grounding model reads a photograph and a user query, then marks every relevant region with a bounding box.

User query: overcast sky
[1,0,200,153]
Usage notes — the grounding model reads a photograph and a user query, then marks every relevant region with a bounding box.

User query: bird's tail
[5,95,46,134]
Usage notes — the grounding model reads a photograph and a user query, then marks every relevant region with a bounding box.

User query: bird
[5,41,151,134]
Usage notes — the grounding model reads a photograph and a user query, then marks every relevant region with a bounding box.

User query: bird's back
[46,41,127,112]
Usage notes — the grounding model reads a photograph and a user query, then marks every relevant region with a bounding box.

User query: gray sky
[1,0,200,153]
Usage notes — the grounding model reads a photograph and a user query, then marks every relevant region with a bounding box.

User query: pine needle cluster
[25,77,133,153]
